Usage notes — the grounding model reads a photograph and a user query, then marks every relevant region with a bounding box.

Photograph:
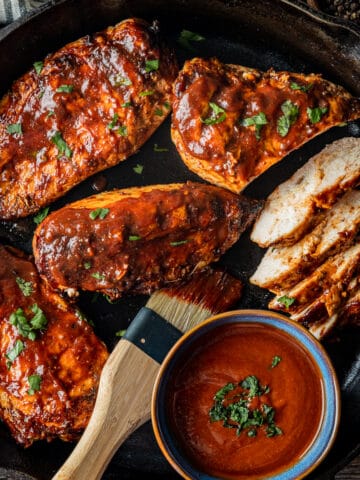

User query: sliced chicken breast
[251,190,360,292]
[251,137,360,247]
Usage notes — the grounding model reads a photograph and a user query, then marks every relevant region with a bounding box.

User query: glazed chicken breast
[0,245,108,446]
[33,182,261,300]
[171,58,360,194]
[0,18,178,219]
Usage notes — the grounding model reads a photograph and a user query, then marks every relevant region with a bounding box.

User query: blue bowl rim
[151,309,341,480]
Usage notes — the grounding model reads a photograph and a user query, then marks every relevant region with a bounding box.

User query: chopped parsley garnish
[56,84,74,93]
[51,131,72,158]
[6,339,24,369]
[111,75,132,87]
[139,90,154,97]
[133,164,144,174]
[91,272,105,281]
[154,143,169,152]
[155,108,164,117]
[9,305,47,341]
[145,59,159,73]
[84,261,92,269]
[307,106,328,124]
[170,240,188,246]
[209,375,282,439]
[163,101,171,109]
[27,374,42,395]
[178,29,205,50]
[241,112,268,140]
[6,123,22,135]
[33,61,43,74]
[47,110,55,118]
[107,113,119,130]
[89,208,109,220]
[277,100,299,137]
[33,207,49,225]
[290,82,313,92]
[115,329,127,337]
[122,102,133,108]
[117,125,127,136]
[270,355,282,369]
[16,277,33,297]
[201,102,226,125]
[129,235,141,241]
[277,295,295,309]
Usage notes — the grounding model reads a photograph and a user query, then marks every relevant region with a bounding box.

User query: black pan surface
[0,1,359,479]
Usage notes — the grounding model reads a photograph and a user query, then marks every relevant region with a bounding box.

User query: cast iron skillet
[0,1,359,479]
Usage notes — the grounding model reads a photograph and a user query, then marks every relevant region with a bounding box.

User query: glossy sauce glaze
[166,322,324,479]
[0,18,178,219]
[0,245,108,446]
[33,182,260,299]
[171,57,360,193]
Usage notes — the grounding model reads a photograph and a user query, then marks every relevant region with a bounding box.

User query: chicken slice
[0,18,178,219]
[0,245,108,446]
[171,57,360,195]
[251,137,360,247]
[269,242,360,314]
[250,189,360,292]
[33,182,261,300]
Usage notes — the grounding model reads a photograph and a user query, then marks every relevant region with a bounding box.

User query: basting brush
[53,266,243,480]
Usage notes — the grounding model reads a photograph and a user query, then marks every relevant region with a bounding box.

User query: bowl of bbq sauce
[151,310,340,480]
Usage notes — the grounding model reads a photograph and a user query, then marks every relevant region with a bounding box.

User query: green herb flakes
[33,207,49,225]
[209,375,282,439]
[56,84,74,93]
[170,240,188,246]
[33,61,43,75]
[145,59,159,73]
[277,295,295,309]
[117,125,127,136]
[6,123,22,135]
[277,100,299,137]
[155,108,164,117]
[270,355,282,369]
[241,112,268,140]
[163,101,171,109]
[307,106,328,124]
[121,102,133,108]
[16,277,33,297]
[28,374,42,395]
[139,90,154,97]
[91,272,105,281]
[201,102,226,125]
[178,29,205,50]
[107,113,119,130]
[51,131,72,158]
[9,305,47,341]
[6,339,24,369]
[290,82,313,92]
[112,75,132,87]
[89,208,109,220]
[115,329,127,337]
[154,144,169,152]
[129,235,141,241]
[133,164,144,174]
[84,261,92,270]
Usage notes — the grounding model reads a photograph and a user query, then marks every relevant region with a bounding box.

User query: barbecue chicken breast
[0,245,108,446]
[0,18,178,219]
[171,58,360,193]
[33,182,261,300]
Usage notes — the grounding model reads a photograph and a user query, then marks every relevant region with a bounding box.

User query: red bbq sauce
[166,322,324,479]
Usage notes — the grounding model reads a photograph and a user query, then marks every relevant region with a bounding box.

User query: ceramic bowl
[151,310,340,480]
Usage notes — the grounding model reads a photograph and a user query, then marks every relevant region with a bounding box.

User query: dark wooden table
[335,455,360,479]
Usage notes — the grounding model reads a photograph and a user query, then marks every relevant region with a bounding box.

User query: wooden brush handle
[52,338,160,480]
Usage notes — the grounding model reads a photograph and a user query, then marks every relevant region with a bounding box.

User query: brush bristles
[146,267,243,333]
[147,292,213,333]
